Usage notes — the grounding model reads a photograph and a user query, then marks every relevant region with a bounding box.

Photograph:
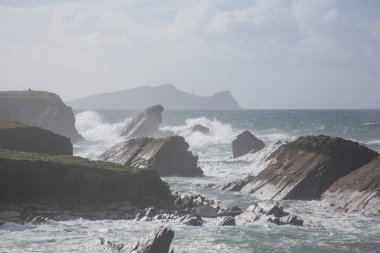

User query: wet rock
[219,216,236,226]
[181,215,203,226]
[120,105,170,138]
[322,156,380,216]
[240,135,379,201]
[25,215,50,225]
[217,206,243,217]
[232,130,265,158]
[235,201,303,226]
[107,226,174,253]
[192,124,209,134]
[220,175,255,192]
[99,136,203,177]
[192,205,218,218]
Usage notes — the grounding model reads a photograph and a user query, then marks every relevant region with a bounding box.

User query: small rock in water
[219,216,236,226]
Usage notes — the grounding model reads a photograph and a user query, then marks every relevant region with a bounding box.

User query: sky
[0,0,379,109]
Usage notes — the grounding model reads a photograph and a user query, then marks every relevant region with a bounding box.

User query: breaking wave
[74,111,128,159]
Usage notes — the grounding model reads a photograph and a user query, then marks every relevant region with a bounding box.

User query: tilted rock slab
[240,135,378,201]
[99,136,203,177]
[120,104,171,138]
[322,156,380,216]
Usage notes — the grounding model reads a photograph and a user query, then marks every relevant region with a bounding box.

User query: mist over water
[3,109,379,252]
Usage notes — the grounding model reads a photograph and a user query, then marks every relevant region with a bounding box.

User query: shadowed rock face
[120,105,169,138]
[232,130,265,158]
[322,156,380,216]
[106,226,174,253]
[240,135,378,201]
[192,124,209,134]
[0,120,72,155]
[0,149,172,208]
[99,136,204,177]
[0,90,83,143]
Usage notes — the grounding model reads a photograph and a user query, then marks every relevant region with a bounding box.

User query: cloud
[0,0,379,108]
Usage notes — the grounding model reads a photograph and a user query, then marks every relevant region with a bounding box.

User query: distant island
[66,84,241,110]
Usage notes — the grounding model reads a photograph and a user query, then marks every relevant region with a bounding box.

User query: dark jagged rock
[120,105,171,138]
[232,130,265,158]
[99,136,203,177]
[25,215,51,225]
[235,201,303,226]
[181,215,203,226]
[217,206,243,217]
[0,90,83,143]
[240,135,378,201]
[106,226,174,253]
[0,120,72,155]
[219,216,236,226]
[192,124,209,134]
[322,156,380,216]
[0,149,172,222]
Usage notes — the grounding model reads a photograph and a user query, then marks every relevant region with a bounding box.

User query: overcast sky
[0,0,379,109]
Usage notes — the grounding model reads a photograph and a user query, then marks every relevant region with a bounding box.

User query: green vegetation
[0,119,29,129]
[0,148,141,176]
[285,135,377,155]
[0,90,61,102]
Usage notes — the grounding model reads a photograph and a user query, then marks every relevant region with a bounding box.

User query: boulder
[0,149,172,211]
[232,130,265,158]
[181,215,203,226]
[120,105,171,138]
[106,226,174,253]
[99,136,203,177]
[191,124,209,134]
[322,156,380,216]
[240,135,378,201]
[235,201,303,226]
[0,90,83,143]
[0,120,72,155]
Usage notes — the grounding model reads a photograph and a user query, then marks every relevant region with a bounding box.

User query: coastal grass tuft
[0,148,141,176]
[0,119,29,129]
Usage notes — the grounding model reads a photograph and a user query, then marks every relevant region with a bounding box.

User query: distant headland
[66,84,241,110]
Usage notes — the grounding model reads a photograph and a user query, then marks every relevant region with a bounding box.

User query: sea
[1,110,380,252]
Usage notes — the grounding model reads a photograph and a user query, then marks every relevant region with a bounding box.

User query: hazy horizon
[0,0,379,109]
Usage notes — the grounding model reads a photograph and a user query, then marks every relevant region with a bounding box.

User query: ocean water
[1,110,380,252]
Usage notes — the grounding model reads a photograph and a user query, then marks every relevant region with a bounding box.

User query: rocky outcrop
[0,120,72,155]
[0,149,172,223]
[0,90,83,142]
[104,226,174,253]
[120,105,171,138]
[192,124,209,134]
[240,135,378,201]
[99,136,204,177]
[322,156,380,216]
[235,201,303,226]
[232,130,265,158]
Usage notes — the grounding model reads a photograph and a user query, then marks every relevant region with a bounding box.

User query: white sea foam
[161,117,236,148]
[74,111,128,159]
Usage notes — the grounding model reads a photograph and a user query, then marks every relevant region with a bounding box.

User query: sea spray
[74,111,129,159]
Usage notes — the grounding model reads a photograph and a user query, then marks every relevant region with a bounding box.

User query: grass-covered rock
[0,120,72,155]
[0,149,172,208]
